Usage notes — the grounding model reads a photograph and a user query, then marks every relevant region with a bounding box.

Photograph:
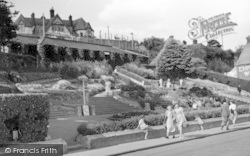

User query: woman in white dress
[174,104,187,139]
[229,101,237,127]
[164,105,176,139]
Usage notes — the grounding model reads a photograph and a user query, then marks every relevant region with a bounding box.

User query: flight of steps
[89,97,139,115]
[50,105,77,119]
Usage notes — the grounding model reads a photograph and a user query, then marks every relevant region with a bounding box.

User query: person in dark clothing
[237,85,242,95]
[220,98,230,130]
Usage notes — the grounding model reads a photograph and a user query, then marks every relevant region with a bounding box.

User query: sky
[10,0,250,50]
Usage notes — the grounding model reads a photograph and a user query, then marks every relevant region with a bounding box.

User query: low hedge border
[77,114,250,149]
[196,70,250,92]
[77,105,249,136]
[0,93,50,145]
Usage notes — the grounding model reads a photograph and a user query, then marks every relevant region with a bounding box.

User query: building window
[52,25,64,32]
[80,32,83,37]
[19,23,25,32]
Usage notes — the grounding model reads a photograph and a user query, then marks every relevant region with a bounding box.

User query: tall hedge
[0,93,49,145]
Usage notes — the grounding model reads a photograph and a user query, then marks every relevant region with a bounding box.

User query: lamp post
[82,80,86,106]
[131,33,134,50]
[107,26,110,45]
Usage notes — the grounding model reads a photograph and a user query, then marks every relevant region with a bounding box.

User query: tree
[141,37,164,61]
[156,39,195,88]
[0,0,18,52]
[207,39,222,48]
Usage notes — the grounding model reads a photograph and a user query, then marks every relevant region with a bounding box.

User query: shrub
[87,83,105,96]
[123,63,156,79]
[189,87,214,97]
[0,93,49,145]
[59,63,80,79]
[110,110,158,121]
[0,52,37,72]
[77,105,249,136]
[120,81,146,100]
[51,60,113,79]
[20,72,60,82]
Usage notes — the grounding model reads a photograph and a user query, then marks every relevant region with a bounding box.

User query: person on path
[237,85,242,95]
[220,98,230,130]
[136,115,150,140]
[229,100,237,127]
[195,115,204,130]
[192,99,198,110]
[164,105,176,139]
[174,103,187,139]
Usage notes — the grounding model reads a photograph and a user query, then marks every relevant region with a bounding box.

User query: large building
[10,8,148,69]
[15,8,94,39]
[235,36,250,80]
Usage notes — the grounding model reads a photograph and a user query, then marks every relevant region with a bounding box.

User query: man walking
[220,98,230,130]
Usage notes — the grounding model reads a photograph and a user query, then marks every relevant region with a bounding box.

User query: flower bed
[77,105,249,136]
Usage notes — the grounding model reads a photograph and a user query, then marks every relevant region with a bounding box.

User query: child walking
[195,115,204,130]
[136,115,150,140]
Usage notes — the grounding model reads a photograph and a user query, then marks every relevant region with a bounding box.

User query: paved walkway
[48,115,112,146]
[65,121,250,156]
[123,125,250,156]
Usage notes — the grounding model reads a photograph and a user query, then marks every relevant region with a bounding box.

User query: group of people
[136,98,238,140]
[136,102,188,140]
[221,98,238,130]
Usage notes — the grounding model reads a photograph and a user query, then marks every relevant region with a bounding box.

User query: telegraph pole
[131,33,134,50]
[107,26,110,44]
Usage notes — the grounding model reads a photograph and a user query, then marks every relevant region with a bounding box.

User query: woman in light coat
[174,103,187,139]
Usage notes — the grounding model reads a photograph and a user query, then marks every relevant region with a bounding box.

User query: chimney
[31,12,35,25]
[69,15,73,27]
[247,36,250,44]
[50,7,54,18]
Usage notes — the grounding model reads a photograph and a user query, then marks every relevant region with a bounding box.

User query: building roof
[73,18,93,31]
[12,34,39,45]
[236,36,250,66]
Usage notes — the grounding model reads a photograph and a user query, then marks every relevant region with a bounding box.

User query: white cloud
[97,0,250,49]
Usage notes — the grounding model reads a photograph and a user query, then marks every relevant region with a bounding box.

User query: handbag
[183,122,189,128]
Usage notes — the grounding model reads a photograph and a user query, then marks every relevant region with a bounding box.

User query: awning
[43,37,148,57]
[13,34,39,45]
[13,35,148,57]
